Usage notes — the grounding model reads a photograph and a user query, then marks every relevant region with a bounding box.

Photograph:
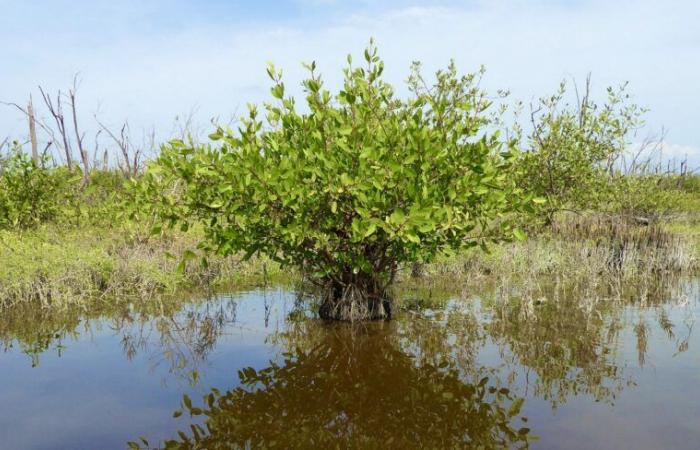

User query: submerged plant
[140,41,530,320]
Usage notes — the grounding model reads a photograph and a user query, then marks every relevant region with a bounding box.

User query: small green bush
[140,43,533,320]
[0,145,80,229]
[603,174,678,218]
[0,143,135,230]
[518,80,645,223]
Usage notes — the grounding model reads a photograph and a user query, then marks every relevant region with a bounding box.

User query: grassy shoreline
[1,214,697,310]
[0,225,291,308]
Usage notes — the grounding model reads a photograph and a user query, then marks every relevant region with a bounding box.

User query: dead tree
[95,117,142,177]
[68,76,90,183]
[1,99,56,165]
[91,129,104,171]
[38,86,73,169]
[27,96,39,163]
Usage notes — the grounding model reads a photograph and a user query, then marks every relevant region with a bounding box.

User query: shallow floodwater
[1,280,699,449]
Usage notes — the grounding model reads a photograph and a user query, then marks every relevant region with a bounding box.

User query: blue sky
[1,0,699,168]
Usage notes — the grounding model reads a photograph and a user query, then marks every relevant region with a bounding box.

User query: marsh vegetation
[1,42,699,449]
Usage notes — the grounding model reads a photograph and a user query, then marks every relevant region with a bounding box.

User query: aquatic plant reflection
[155,322,531,449]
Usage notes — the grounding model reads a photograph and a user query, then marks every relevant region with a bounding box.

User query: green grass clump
[408,214,697,292]
[0,225,290,308]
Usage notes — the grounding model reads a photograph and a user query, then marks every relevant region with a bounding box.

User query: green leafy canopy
[141,41,531,285]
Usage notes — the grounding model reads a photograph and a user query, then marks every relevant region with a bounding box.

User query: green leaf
[271,84,285,99]
[389,209,405,225]
[405,232,420,244]
[508,398,525,416]
[513,229,527,241]
[265,61,276,80]
[183,394,192,410]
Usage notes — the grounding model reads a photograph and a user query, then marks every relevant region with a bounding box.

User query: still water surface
[1,280,698,449]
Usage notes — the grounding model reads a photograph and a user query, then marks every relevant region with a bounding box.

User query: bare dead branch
[41,141,53,159]
[68,74,90,183]
[92,129,103,171]
[27,96,39,163]
[38,86,73,169]
[0,137,9,153]
[2,100,56,145]
[95,115,133,177]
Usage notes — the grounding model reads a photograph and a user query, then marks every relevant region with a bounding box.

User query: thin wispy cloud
[1,0,698,167]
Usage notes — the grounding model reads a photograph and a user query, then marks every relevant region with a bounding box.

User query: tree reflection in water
[482,277,695,407]
[0,295,239,382]
[0,279,695,449]
[158,320,531,450]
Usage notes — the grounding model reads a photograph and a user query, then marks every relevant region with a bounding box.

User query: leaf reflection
[157,321,531,450]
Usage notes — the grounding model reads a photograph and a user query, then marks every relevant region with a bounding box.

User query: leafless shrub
[94,118,144,177]
[38,85,74,169]
[67,75,90,183]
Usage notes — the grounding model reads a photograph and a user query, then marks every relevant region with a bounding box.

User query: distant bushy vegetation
[0,146,131,230]
[0,146,78,229]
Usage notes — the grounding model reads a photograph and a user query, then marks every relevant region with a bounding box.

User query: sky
[1,0,699,168]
